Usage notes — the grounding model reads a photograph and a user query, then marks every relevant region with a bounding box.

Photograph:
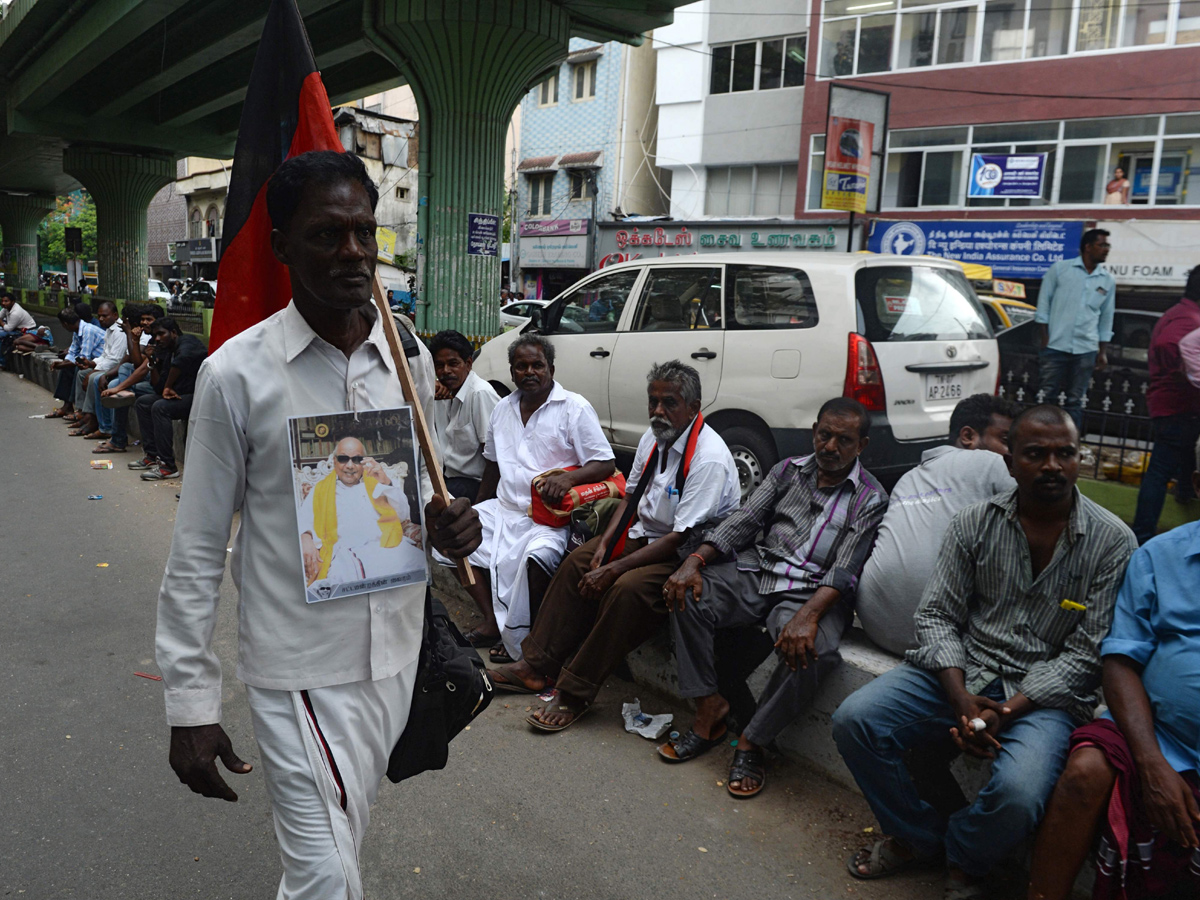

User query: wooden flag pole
[370,274,476,587]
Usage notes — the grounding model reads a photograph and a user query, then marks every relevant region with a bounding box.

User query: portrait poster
[287,406,427,603]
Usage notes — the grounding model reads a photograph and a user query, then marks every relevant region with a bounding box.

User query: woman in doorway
[1104,166,1131,204]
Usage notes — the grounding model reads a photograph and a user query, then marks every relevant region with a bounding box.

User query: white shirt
[1,302,36,332]
[1180,326,1200,389]
[298,476,411,550]
[93,320,129,373]
[483,381,612,510]
[625,421,741,541]
[155,302,436,726]
[433,370,500,481]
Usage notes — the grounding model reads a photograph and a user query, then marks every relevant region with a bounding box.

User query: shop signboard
[868,220,1082,278]
[520,234,590,268]
[821,117,874,213]
[467,213,499,257]
[1103,221,1199,286]
[519,219,588,237]
[375,226,397,263]
[968,154,1047,198]
[595,221,850,268]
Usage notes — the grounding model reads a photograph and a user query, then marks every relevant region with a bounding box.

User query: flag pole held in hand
[369,274,476,587]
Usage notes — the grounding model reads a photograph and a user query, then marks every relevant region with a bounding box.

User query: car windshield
[856,265,992,342]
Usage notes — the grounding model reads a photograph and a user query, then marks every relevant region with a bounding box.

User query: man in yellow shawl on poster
[299,436,425,590]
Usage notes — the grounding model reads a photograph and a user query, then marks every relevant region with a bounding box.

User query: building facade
[515,36,667,299]
[146,160,188,282]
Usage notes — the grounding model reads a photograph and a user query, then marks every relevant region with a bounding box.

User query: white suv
[472,253,999,494]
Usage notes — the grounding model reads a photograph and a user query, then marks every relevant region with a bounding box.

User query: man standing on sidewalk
[1131,269,1200,543]
[1035,229,1116,432]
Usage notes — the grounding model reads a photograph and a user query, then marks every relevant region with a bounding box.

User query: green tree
[37,190,97,271]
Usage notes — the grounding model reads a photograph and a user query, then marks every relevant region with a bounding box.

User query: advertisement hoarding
[968,154,1047,198]
[821,117,874,213]
[868,220,1083,278]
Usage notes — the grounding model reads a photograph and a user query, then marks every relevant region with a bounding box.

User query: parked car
[979,295,1037,332]
[168,280,217,312]
[148,279,171,302]
[499,299,551,330]
[473,253,1000,495]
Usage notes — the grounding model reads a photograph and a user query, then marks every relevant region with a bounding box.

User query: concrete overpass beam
[63,147,174,305]
[0,193,56,290]
[365,0,571,338]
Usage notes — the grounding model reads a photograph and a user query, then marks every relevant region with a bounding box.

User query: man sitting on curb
[833,405,1136,900]
[129,318,207,481]
[47,307,104,419]
[95,307,161,454]
[488,360,740,732]
[67,299,126,438]
[1027,440,1200,900]
[430,329,500,506]
[659,398,887,801]
[857,393,1017,655]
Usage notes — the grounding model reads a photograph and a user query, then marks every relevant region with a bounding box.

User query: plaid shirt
[72,319,106,363]
[908,487,1136,724]
[706,454,887,598]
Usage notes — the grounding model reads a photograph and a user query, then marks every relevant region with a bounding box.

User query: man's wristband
[687,552,707,568]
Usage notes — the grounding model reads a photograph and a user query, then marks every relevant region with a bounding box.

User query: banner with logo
[821,117,874,213]
[968,154,1047,198]
[868,220,1082,278]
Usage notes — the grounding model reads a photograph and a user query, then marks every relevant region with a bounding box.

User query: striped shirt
[908,486,1136,724]
[706,454,888,597]
[72,319,106,363]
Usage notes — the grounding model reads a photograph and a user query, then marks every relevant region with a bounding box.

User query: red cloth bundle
[528,467,627,527]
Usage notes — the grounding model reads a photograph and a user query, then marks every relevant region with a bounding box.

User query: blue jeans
[831,664,1077,877]
[1037,348,1096,433]
[1132,414,1200,544]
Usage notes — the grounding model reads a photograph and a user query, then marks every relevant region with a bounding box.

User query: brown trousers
[521,534,676,705]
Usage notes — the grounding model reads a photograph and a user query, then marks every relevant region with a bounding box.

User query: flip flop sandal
[93,442,127,453]
[463,628,500,648]
[727,748,767,798]
[67,427,90,436]
[489,644,514,664]
[527,702,591,733]
[657,726,729,763]
[46,409,69,419]
[489,671,539,694]
[846,839,938,880]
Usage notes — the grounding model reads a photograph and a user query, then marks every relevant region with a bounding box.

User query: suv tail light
[844,333,886,412]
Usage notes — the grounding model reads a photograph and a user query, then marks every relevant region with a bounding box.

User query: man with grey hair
[489,360,740,732]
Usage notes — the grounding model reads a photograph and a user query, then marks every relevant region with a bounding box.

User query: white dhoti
[434,498,569,659]
[325,538,427,584]
[245,658,418,900]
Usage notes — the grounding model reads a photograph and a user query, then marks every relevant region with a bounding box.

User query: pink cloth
[1179,326,1200,390]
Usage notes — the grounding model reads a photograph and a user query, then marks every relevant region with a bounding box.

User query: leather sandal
[657,726,729,763]
[727,748,766,798]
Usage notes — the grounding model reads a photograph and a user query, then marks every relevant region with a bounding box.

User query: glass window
[727,265,819,330]
[728,166,754,215]
[973,122,1060,142]
[1076,0,1120,52]
[1161,138,1200,204]
[889,127,970,148]
[1059,145,1105,203]
[528,173,554,216]
[883,151,923,207]
[808,141,825,209]
[705,167,730,216]
[898,11,936,68]
[1063,117,1158,139]
[938,6,979,63]
[1028,0,1071,57]
[821,19,858,76]
[711,45,733,94]
[1166,114,1200,135]
[755,165,784,216]
[784,36,807,85]
[858,14,895,72]
[732,41,757,91]
[760,39,784,89]
[856,266,991,343]
[569,171,590,200]
[1121,0,1170,46]
[921,151,963,204]
[573,61,597,99]
[538,72,559,105]
[1178,0,1200,43]
[552,270,640,334]
[635,268,724,332]
[982,0,1028,61]
[1115,142,1161,203]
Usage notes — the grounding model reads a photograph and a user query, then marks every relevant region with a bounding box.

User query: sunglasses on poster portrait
[335,455,365,464]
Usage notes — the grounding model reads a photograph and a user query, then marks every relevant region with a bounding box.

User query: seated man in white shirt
[436,333,616,660]
[299,436,425,593]
[430,329,500,505]
[489,360,741,732]
[0,290,41,367]
[856,393,1018,655]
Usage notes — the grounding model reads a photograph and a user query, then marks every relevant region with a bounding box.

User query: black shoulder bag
[387,588,494,782]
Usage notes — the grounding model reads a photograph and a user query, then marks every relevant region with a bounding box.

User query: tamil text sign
[868,220,1083,278]
[467,213,499,257]
[968,154,1047,198]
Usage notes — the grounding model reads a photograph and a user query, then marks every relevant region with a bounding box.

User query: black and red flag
[209,0,342,352]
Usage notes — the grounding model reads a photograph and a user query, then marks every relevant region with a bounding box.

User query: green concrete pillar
[0,193,56,290]
[365,0,570,339]
[63,146,174,304]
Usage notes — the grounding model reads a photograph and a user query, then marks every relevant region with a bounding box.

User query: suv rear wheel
[716,424,778,500]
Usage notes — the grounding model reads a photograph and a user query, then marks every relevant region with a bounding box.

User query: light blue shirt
[1034,256,1116,355]
[73,319,106,363]
[1101,520,1200,774]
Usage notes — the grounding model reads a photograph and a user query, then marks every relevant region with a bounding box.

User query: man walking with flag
[154,5,480,897]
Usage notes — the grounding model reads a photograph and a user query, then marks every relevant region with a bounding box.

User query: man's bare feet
[530,693,588,729]
[691,693,730,740]
[848,837,917,877]
[489,659,547,693]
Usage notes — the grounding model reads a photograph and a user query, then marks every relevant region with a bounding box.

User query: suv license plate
[926,373,964,401]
